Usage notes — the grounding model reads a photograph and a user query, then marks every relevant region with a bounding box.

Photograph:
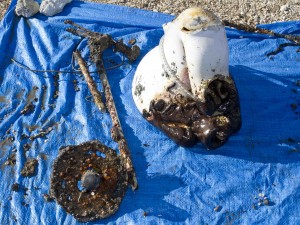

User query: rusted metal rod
[73,50,106,112]
[96,56,137,190]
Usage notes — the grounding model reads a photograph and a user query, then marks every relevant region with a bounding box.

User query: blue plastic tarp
[0,0,300,224]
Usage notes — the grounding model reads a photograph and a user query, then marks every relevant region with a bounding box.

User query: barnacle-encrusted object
[50,141,128,222]
[15,0,39,17]
[40,0,72,16]
[132,8,241,149]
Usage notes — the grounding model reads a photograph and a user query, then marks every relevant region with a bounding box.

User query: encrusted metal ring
[50,140,128,222]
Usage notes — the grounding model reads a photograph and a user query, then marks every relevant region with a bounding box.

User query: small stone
[280,4,290,12]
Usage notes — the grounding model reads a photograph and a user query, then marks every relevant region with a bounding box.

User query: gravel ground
[0,0,299,25]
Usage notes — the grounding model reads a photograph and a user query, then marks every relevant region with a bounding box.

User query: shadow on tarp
[189,65,300,164]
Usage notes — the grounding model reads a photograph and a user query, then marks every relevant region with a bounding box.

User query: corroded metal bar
[96,57,138,190]
[73,50,106,112]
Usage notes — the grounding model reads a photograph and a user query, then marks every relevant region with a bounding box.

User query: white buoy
[133,8,230,112]
[132,8,241,149]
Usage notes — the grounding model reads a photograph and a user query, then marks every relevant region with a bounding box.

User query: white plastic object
[132,7,229,114]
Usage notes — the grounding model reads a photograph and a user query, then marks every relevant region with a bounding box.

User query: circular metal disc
[50,141,128,222]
